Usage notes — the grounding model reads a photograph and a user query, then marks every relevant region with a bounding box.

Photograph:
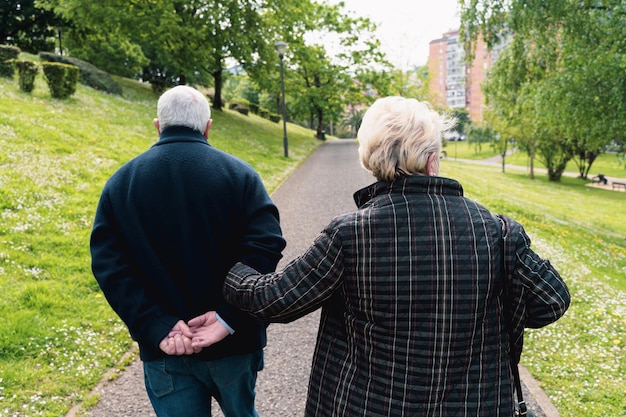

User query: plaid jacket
[225,175,570,416]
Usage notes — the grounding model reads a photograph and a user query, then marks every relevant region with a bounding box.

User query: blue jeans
[143,350,263,417]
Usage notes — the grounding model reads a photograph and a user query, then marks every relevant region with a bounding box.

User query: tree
[248,0,388,139]
[466,124,496,154]
[65,32,148,78]
[341,105,364,138]
[42,0,389,128]
[481,36,538,177]
[41,0,273,108]
[288,44,351,139]
[1,0,61,53]
[450,108,470,136]
[461,0,626,181]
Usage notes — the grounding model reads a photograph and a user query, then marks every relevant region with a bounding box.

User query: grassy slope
[0,73,320,416]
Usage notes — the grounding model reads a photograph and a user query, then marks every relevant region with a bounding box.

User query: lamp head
[275,41,287,59]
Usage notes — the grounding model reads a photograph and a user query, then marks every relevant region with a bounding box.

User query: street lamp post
[275,41,288,158]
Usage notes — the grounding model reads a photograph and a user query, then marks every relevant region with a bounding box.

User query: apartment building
[428,29,508,123]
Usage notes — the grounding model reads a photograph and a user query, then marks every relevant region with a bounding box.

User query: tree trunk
[583,150,600,180]
[212,68,223,111]
[316,107,325,140]
[500,138,508,173]
[548,168,565,182]
[529,140,535,179]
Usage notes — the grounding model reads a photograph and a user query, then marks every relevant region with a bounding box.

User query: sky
[327,0,461,69]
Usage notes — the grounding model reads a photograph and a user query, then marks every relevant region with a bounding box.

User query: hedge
[16,60,39,93]
[39,52,122,95]
[42,62,79,99]
[0,45,20,78]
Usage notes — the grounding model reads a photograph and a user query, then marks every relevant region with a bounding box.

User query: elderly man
[90,85,285,417]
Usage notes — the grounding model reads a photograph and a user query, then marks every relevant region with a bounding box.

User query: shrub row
[228,98,281,123]
[1,44,126,99]
[0,44,81,98]
[39,52,122,95]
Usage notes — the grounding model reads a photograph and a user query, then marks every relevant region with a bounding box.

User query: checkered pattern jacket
[225,175,570,417]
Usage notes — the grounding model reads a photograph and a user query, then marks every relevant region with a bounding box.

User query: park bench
[612,181,626,191]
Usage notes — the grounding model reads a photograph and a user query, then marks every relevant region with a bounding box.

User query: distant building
[428,29,509,123]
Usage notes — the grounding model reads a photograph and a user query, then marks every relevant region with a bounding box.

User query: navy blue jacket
[90,126,285,361]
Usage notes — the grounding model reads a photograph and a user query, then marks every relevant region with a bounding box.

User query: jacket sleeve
[90,191,179,349]
[217,170,287,330]
[502,215,571,361]
[223,226,344,323]
[240,171,286,273]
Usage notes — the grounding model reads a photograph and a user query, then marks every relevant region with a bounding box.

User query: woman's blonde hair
[357,96,455,181]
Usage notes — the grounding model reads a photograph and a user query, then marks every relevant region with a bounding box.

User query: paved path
[75,140,559,417]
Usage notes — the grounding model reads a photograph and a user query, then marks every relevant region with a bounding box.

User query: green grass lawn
[0,69,624,416]
[445,140,626,179]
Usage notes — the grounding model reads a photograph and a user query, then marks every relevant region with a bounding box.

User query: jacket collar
[153,126,208,147]
[353,175,464,208]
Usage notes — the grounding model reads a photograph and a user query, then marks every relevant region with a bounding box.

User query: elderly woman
[191,96,570,416]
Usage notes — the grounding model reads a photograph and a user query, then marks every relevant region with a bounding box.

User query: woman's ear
[427,152,440,176]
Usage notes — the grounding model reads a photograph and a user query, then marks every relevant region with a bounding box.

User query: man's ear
[153,118,160,134]
[203,119,213,139]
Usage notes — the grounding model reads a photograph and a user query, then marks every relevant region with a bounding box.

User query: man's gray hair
[357,96,455,181]
[157,85,211,133]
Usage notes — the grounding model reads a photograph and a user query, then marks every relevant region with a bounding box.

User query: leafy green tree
[341,105,364,138]
[461,0,626,181]
[466,124,495,154]
[42,0,388,127]
[1,0,61,53]
[248,0,388,139]
[289,44,351,139]
[450,108,470,136]
[41,0,273,108]
[223,73,260,106]
[481,36,538,177]
[65,32,148,79]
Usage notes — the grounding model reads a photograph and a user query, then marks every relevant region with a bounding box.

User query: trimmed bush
[38,52,122,95]
[16,61,39,93]
[269,113,281,123]
[0,45,20,61]
[0,45,20,78]
[228,98,252,116]
[42,62,79,99]
[249,102,259,115]
[228,98,249,111]
[259,108,270,119]
[0,60,14,78]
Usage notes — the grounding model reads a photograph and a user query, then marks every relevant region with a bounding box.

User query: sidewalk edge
[519,365,561,417]
[65,345,139,417]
